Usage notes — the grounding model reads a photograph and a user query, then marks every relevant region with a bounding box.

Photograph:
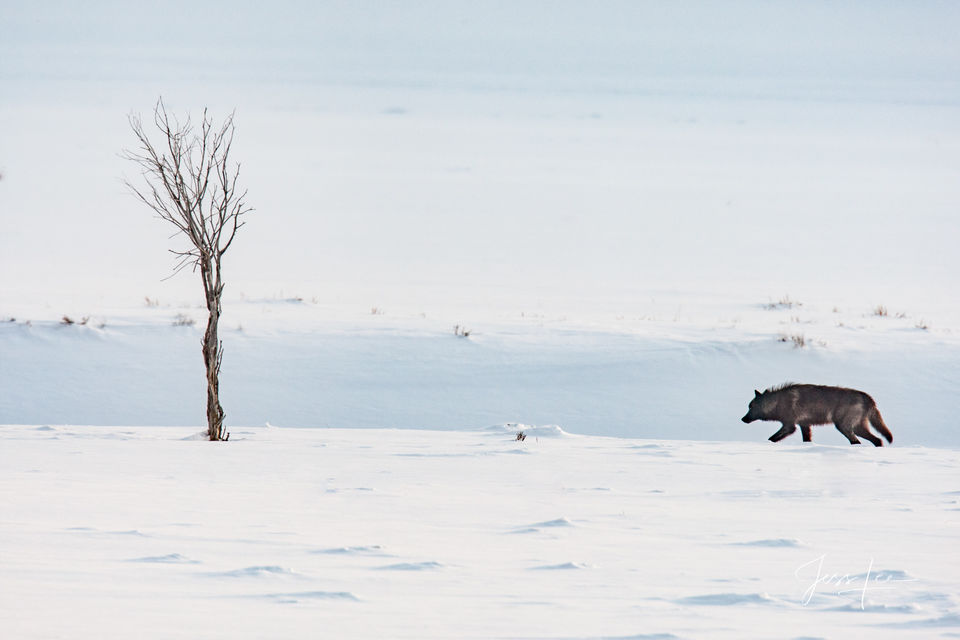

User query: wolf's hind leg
[835,421,862,445]
[769,423,797,442]
[800,424,813,442]
[855,420,883,447]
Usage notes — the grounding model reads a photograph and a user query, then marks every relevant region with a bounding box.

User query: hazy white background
[2,1,958,311]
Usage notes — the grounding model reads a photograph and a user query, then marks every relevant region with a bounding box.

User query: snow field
[1,425,957,639]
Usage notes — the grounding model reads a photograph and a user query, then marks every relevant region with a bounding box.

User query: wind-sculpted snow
[510,518,577,535]
[1,425,958,639]
[730,538,805,548]
[675,592,781,606]
[311,545,386,556]
[376,561,446,571]
[211,566,301,579]
[529,562,593,571]
[127,553,200,564]
[254,591,361,604]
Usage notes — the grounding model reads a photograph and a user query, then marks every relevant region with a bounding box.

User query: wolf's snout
[741,414,752,423]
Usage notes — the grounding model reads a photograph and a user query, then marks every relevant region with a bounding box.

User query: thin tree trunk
[201,257,226,441]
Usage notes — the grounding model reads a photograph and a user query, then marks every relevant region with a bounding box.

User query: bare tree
[124,98,253,441]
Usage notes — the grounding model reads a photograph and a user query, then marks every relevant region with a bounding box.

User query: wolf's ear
[754,389,762,398]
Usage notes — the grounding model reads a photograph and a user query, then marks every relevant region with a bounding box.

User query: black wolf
[741,383,893,446]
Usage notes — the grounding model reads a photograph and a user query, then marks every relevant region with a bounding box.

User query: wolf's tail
[869,406,893,443]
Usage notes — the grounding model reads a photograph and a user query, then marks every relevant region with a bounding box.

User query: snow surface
[1,425,958,639]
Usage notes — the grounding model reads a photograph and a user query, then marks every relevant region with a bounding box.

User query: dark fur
[741,383,893,446]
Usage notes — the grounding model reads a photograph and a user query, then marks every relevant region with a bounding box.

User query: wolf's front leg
[769,423,797,442]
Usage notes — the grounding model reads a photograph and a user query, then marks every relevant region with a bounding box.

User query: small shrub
[371,307,385,315]
[454,324,471,338]
[915,319,929,331]
[144,297,159,308]
[173,313,196,327]
[764,295,801,310]
[516,431,527,442]
[873,305,888,317]
[778,333,807,349]
[61,316,74,325]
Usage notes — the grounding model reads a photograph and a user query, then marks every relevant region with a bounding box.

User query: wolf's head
[741,389,769,423]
